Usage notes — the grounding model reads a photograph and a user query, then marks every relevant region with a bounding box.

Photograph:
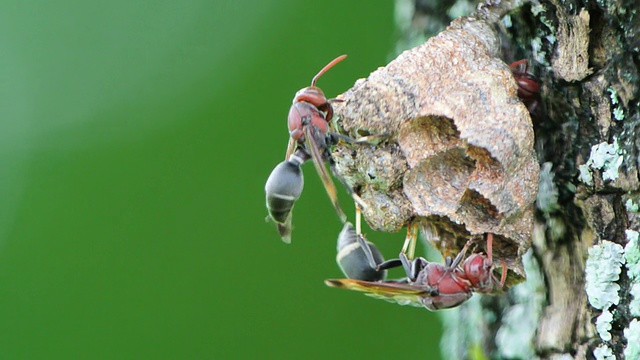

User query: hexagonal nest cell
[330,17,539,279]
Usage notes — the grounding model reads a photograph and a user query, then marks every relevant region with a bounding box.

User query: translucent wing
[284,137,296,160]
[324,279,432,308]
[276,214,293,244]
[303,126,347,223]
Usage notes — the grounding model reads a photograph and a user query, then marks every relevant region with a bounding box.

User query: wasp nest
[332,17,539,277]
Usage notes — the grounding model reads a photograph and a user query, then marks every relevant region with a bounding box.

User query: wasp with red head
[326,222,507,310]
[266,55,368,243]
[286,55,346,150]
[510,59,541,113]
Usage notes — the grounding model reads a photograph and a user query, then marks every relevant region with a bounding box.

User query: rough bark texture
[331,0,640,358]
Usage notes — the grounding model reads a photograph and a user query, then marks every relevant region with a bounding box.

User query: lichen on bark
[330,0,640,358]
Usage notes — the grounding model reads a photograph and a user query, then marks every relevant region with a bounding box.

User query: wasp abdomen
[265,154,306,243]
[336,223,387,282]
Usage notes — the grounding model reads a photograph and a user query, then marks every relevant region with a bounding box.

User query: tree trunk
[332,0,640,358]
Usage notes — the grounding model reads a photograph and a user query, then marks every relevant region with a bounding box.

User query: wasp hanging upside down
[327,218,507,310]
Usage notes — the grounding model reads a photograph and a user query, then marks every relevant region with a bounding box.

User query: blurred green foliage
[0,0,442,358]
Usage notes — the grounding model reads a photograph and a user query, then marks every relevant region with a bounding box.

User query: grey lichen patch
[626,199,639,213]
[585,240,624,310]
[624,319,640,360]
[529,2,555,71]
[625,229,640,316]
[612,106,624,121]
[501,13,512,28]
[536,163,567,242]
[439,295,486,360]
[332,16,539,278]
[578,166,593,186]
[446,0,476,20]
[537,162,560,214]
[595,309,614,341]
[578,140,623,186]
[495,249,546,359]
[608,87,619,105]
[626,230,640,277]
[585,240,628,356]
[607,87,625,121]
[593,344,615,360]
[531,37,547,66]
[552,8,592,82]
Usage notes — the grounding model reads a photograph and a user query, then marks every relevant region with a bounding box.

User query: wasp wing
[303,126,347,223]
[325,279,432,308]
[284,137,296,160]
[276,215,293,244]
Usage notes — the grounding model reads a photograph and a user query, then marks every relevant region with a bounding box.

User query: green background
[0,1,443,358]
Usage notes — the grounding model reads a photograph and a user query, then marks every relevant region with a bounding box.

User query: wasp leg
[448,239,474,270]
[355,204,362,235]
[376,258,403,272]
[378,222,421,278]
[486,233,494,266]
[352,205,384,270]
[327,161,367,210]
[327,131,389,146]
[400,222,419,261]
[497,259,508,287]
[485,233,508,288]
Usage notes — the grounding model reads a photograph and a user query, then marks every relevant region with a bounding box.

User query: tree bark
[332,0,640,358]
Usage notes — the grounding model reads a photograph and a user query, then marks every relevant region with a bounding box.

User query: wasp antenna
[311,55,347,87]
[509,59,529,72]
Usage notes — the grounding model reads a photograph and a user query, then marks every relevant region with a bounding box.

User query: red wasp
[284,55,353,220]
[326,220,507,310]
[510,59,540,113]
[266,55,368,243]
